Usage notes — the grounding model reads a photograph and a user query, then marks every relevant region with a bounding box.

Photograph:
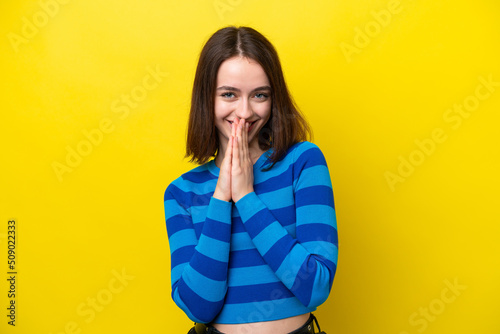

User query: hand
[213,118,236,202]
[231,118,255,203]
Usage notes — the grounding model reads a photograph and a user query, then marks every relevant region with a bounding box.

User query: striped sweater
[163,141,338,324]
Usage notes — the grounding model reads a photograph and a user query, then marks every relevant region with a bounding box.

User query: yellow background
[1,0,499,333]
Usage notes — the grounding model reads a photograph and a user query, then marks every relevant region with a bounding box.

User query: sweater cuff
[207,196,233,224]
[234,191,264,223]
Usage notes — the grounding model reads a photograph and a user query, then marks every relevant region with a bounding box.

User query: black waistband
[288,313,316,334]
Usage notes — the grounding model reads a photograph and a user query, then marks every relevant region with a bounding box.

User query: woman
[164,26,338,334]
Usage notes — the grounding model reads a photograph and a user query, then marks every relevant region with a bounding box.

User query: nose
[234,97,253,121]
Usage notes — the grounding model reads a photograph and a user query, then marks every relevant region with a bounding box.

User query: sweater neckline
[208,147,274,176]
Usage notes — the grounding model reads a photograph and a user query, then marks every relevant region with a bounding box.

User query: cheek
[214,100,222,117]
[254,100,271,114]
[214,100,233,117]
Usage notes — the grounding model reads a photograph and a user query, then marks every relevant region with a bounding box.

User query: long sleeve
[164,182,232,323]
[234,142,338,308]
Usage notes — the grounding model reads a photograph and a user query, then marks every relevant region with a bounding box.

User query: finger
[232,118,237,139]
[233,120,241,168]
[226,119,238,163]
[225,134,232,163]
[240,119,247,164]
[243,121,249,162]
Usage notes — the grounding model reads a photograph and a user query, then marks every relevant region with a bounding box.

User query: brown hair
[185,25,312,170]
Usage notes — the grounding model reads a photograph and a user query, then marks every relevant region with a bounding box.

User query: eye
[221,92,235,98]
[254,93,269,99]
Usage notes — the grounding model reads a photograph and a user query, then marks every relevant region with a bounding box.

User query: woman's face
[214,56,272,149]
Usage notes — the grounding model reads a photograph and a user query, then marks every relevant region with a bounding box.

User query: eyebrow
[216,85,272,93]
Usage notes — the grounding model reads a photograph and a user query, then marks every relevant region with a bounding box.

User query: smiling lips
[227,120,258,132]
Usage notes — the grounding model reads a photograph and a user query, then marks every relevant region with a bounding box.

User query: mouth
[227,120,258,132]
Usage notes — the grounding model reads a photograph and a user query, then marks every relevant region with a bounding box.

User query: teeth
[227,120,257,126]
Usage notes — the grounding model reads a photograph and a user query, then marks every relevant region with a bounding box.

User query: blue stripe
[203,218,231,241]
[296,205,335,227]
[329,260,337,286]
[290,141,311,156]
[301,241,338,263]
[297,224,338,244]
[229,249,266,268]
[171,263,185,284]
[164,186,176,202]
[164,198,188,218]
[263,235,296,271]
[172,177,217,195]
[227,265,279,287]
[254,165,293,193]
[182,169,218,183]
[275,251,308,287]
[290,257,317,306]
[191,207,208,225]
[234,206,295,233]
[225,282,294,304]
[293,165,332,188]
[293,147,327,181]
[166,214,192,238]
[191,252,228,281]
[171,245,195,268]
[198,236,230,262]
[242,208,272,239]
[167,184,213,208]
[252,222,288,255]
[193,221,203,239]
[229,232,254,251]
[174,279,224,323]
[183,265,227,302]
[309,258,337,305]
[258,186,294,209]
[324,258,337,276]
[295,185,334,208]
[169,229,196,253]
[231,218,245,233]
[271,205,296,227]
